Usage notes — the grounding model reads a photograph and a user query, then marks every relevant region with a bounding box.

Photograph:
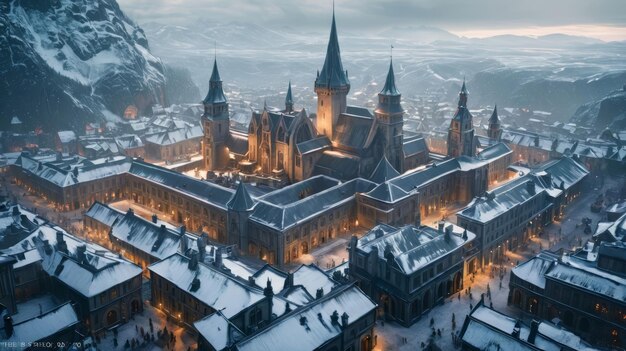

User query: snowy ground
[96,298,197,351]
[373,173,622,350]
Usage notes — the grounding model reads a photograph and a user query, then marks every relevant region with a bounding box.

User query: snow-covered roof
[235,285,376,351]
[250,177,375,231]
[148,254,265,319]
[144,125,203,146]
[128,160,234,209]
[291,264,338,297]
[461,303,598,351]
[34,225,142,297]
[57,130,76,143]
[194,311,244,351]
[16,154,132,188]
[84,201,124,228]
[357,223,476,274]
[547,254,626,302]
[109,211,184,261]
[458,175,548,224]
[3,302,78,349]
[511,252,559,289]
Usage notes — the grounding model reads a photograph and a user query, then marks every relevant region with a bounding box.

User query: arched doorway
[361,335,372,351]
[453,272,463,292]
[106,310,118,326]
[437,283,445,299]
[131,300,140,314]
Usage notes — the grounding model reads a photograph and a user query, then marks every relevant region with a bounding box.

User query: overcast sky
[118,0,626,41]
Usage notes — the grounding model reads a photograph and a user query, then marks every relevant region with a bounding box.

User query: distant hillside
[570,88,626,130]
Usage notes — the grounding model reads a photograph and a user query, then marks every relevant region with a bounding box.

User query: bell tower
[314,8,350,139]
[447,80,475,157]
[202,59,230,170]
[374,57,404,172]
[487,104,502,141]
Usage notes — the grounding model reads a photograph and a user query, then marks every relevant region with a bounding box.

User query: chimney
[72,168,79,177]
[152,214,158,223]
[126,208,134,217]
[11,206,20,216]
[445,225,453,243]
[76,245,87,264]
[526,180,536,195]
[3,315,13,338]
[438,221,445,234]
[56,231,67,253]
[179,235,188,254]
[283,272,294,290]
[528,320,539,344]
[264,278,274,298]
[180,225,186,236]
[188,251,199,270]
[198,234,207,261]
[248,276,256,286]
[462,228,468,240]
[285,302,292,313]
[512,320,521,339]
[330,310,339,325]
[316,288,324,299]
[341,312,349,328]
[213,246,222,268]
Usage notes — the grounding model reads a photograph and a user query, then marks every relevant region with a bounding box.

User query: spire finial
[214,40,216,59]
[390,44,393,61]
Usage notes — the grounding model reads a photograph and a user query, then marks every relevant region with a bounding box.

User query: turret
[227,181,256,252]
[374,57,404,172]
[202,58,230,170]
[487,104,502,141]
[314,7,350,138]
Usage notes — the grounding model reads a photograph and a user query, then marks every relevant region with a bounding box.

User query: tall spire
[380,58,399,96]
[458,78,468,107]
[285,81,294,113]
[489,104,499,124]
[315,7,349,88]
[203,58,227,105]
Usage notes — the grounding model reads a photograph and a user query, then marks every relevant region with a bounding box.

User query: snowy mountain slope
[570,88,626,129]
[0,0,165,130]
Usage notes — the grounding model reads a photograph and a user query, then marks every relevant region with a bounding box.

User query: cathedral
[202,10,429,184]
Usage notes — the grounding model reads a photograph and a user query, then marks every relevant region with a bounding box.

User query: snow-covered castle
[202,9,428,184]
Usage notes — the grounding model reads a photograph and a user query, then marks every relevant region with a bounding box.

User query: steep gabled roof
[369,156,400,184]
[364,182,409,203]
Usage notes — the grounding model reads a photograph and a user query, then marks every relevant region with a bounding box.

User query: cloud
[117,0,626,39]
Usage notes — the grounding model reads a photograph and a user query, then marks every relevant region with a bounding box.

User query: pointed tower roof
[458,78,469,107]
[210,59,221,82]
[380,59,400,96]
[203,59,227,105]
[369,156,400,183]
[489,105,500,124]
[315,9,349,88]
[227,181,256,211]
[285,81,293,105]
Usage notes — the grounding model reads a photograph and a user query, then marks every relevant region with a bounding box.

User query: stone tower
[447,80,475,157]
[487,104,502,141]
[374,58,404,172]
[202,59,230,170]
[314,9,350,139]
